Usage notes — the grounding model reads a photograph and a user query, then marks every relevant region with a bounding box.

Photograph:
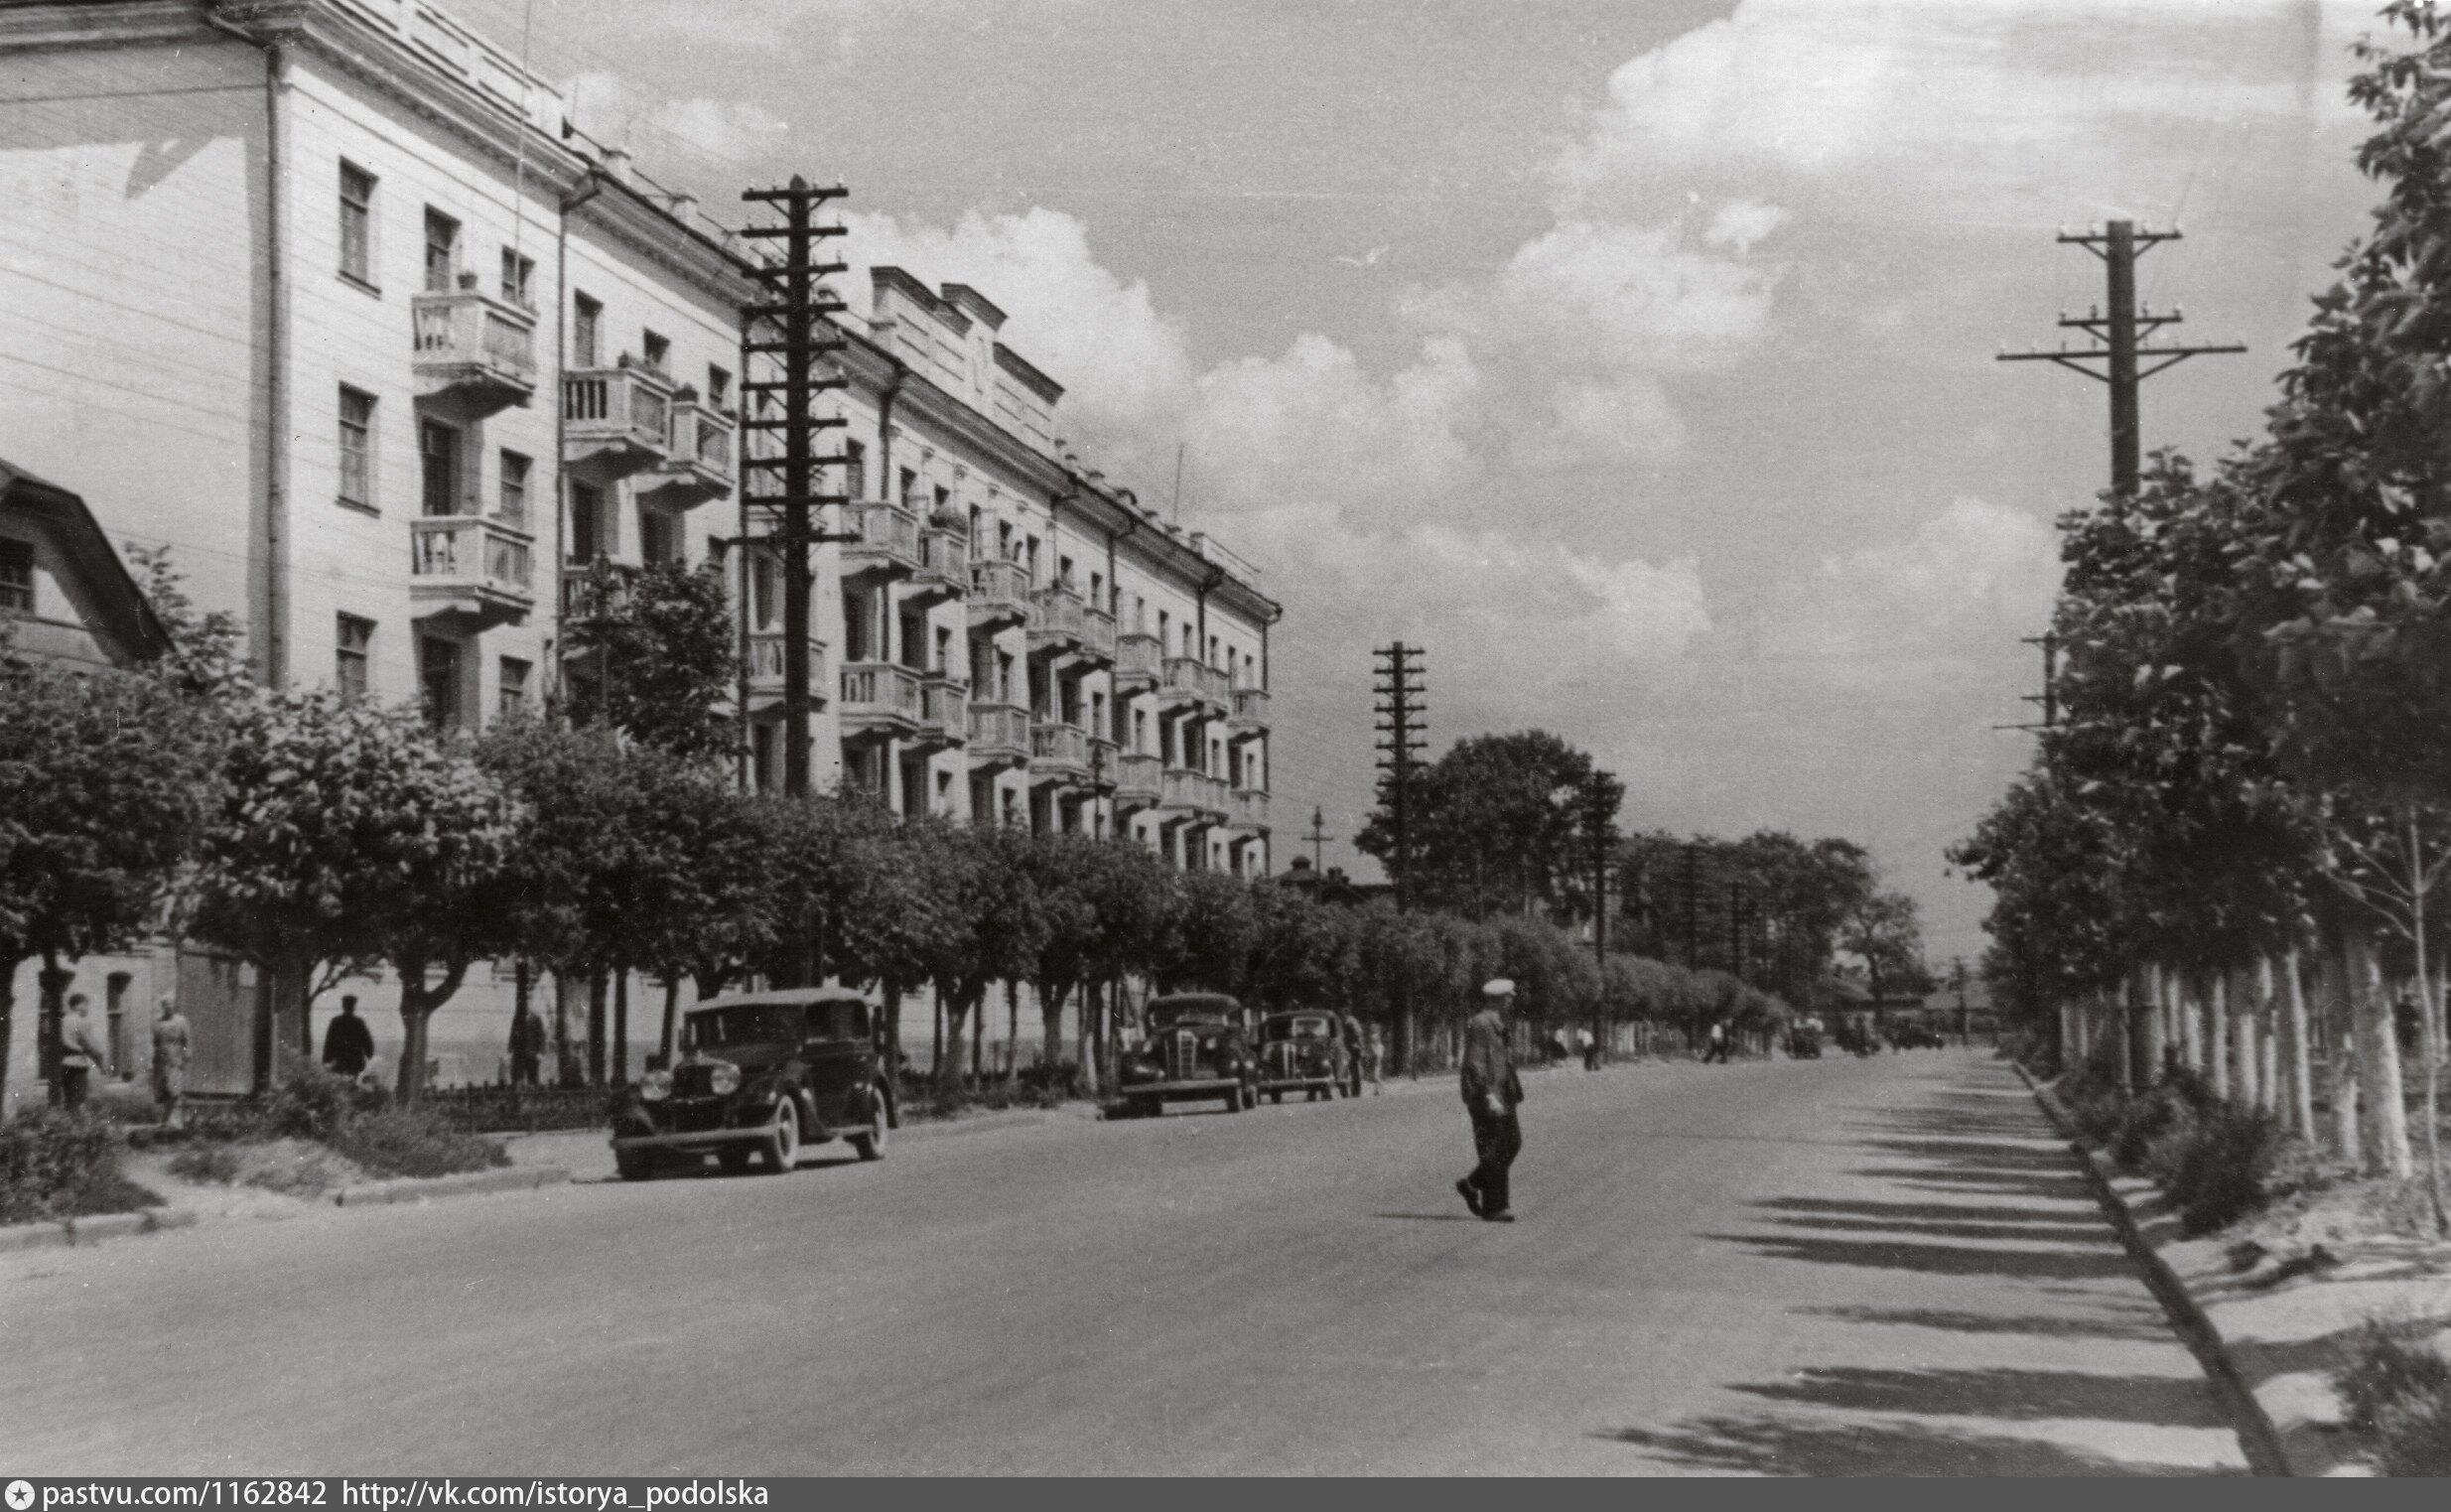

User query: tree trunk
[931,988,945,1082]
[1075,979,1101,1097]
[2203,974,2230,1102]
[587,970,608,1087]
[552,970,578,1087]
[613,972,630,1087]
[658,976,680,1065]
[1005,979,1021,1085]
[393,957,470,1104]
[2229,967,2260,1113]
[36,955,72,1106]
[1038,981,1067,1083]
[2347,929,2413,1179]
[2179,973,2205,1075]
[0,950,20,1109]
[2139,964,2167,1086]
[882,983,904,1098]
[2280,950,2316,1143]
[2253,965,2277,1119]
[2319,941,2361,1168]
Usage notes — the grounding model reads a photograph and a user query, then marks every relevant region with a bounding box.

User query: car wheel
[850,1098,887,1162]
[614,1150,655,1182]
[762,1098,799,1173]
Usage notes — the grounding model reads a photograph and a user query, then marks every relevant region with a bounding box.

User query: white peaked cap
[1482,979,1516,998]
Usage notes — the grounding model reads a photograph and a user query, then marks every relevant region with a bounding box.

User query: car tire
[850,1098,886,1162]
[762,1098,799,1173]
[614,1150,655,1182]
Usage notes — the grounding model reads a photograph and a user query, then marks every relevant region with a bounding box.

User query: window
[1091,571,1104,608]
[499,248,535,309]
[750,550,779,629]
[572,293,601,367]
[1132,708,1149,755]
[707,365,730,408]
[998,521,1014,561]
[569,482,604,562]
[0,537,33,614]
[843,440,866,501]
[336,615,373,702]
[641,330,669,374]
[422,207,460,293]
[1025,537,1039,581]
[418,636,461,730]
[751,724,777,792]
[339,161,376,286]
[968,504,982,542]
[640,508,677,567]
[1059,555,1075,589]
[497,450,530,526]
[338,386,375,509]
[897,468,916,504]
[498,656,531,718]
[419,420,462,517]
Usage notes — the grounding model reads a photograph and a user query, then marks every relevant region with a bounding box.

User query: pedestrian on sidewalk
[322,995,374,1079]
[507,1004,546,1087]
[1576,1026,1599,1071]
[58,993,112,1110]
[1454,979,1525,1223]
[1364,1024,1385,1094]
[1702,1017,1730,1065]
[151,994,191,1128]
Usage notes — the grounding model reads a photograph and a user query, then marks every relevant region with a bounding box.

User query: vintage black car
[610,989,893,1179]
[1115,993,1257,1116]
[1256,1011,1344,1103]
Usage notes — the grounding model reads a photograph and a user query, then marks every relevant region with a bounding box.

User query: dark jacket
[1459,1008,1524,1112]
[322,1012,375,1076]
[508,1012,548,1058]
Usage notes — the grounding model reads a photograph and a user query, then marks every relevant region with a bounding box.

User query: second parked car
[1115,993,1258,1116]
[1256,1011,1344,1103]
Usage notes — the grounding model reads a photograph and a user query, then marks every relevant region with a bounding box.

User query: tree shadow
[1790,1304,2169,1342]
[1765,1213,2114,1246]
[1733,1365,2229,1429]
[1600,1415,2228,1477]
[1758,1196,2096,1229]
[1704,1230,2129,1282]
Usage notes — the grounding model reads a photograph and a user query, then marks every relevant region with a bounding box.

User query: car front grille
[1165,1030,1198,1081]
[666,1098,727,1133]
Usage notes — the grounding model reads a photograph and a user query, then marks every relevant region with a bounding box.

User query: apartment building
[0,0,1277,1097]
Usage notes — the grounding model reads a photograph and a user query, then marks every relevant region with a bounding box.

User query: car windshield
[685,1005,800,1049]
[1269,1017,1331,1041]
[804,1000,870,1042]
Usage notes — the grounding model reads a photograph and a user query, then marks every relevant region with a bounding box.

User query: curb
[0,1205,199,1253]
[2016,1063,2296,1477]
[332,1165,571,1208]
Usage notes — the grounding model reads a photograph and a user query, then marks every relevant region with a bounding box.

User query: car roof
[1265,1010,1333,1022]
[1151,993,1241,1012]
[686,989,872,1015]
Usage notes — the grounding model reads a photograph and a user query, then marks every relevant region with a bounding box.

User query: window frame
[0,536,34,615]
[498,247,536,310]
[335,613,374,703]
[572,292,602,367]
[422,206,461,294]
[338,160,377,291]
[497,655,532,719]
[337,385,377,512]
[497,449,531,527]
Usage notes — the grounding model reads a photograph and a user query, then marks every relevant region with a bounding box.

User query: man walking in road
[322,995,375,1079]
[151,994,191,1128]
[1454,979,1525,1223]
[1702,1017,1731,1064]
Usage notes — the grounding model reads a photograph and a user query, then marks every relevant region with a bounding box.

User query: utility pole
[738,177,851,799]
[1584,774,1614,1062]
[1997,218,2244,498]
[1681,843,1702,972]
[1728,880,1753,983]
[1374,641,1426,1072]
[1302,806,1335,877]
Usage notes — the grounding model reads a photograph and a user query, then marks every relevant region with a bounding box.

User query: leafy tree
[1836,889,1928,1012]
[563,560,739,762]
[1357,731,1618,921]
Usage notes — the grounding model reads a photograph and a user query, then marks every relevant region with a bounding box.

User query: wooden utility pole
[1997,219,2244,497]
[738,178,851,798]
[1373,641,1426,1070]
[1585,774,1614,1060]
[1302,806,1335,876]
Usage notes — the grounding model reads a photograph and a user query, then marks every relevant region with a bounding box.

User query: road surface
[0,1051,2247,1475]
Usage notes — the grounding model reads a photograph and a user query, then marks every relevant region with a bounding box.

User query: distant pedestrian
[1702,1018,1730,1065]
[150,994,191,1128]
[1454,979,1525,1223]
[1364,1025,1385,1094]
[322,995,375,1079]
[1576,1026,1599,1071]
[507,1004,547,1087]
[58,993,112,1111]
[1340,1011,1366,1097]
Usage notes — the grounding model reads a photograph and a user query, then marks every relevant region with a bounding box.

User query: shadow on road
[1601,1416,2226,1477]
[1791,1305,2169,1343]
[1733,1365,2230,1429]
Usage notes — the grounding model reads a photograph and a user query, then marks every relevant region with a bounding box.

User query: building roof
[0,458,170,665]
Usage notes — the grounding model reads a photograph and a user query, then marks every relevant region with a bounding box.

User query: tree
[1356,731,1617,921]
[1837,889,1927,1014]
[0,650,220,1103]
[563,560,739,762]
[192,690,511,1089]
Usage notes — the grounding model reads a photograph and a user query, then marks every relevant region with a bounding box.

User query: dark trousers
[510,1053,541,1088]
[58,1066,91,1111]
[1702,1039,1729,1064]
[1464,1105,1522,1214]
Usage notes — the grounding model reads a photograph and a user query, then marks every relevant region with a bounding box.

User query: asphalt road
[0,1051,2248,1475]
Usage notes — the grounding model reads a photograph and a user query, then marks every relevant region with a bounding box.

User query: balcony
[557,558,638,620]
[1160,766,1230,824]
[561,364,673,484]
[1090,736,1119,787]
[967,701,1030,767]
[410,515,534,630]
[412,287,536,418]
[1115,631,1163,692]
[746,630,828,711]
[1079,606,1118,668]
[842,502,920,584]
[1159,656,1232,713]
[1230,685,1270,738]
[908,524,969,609]
[967,559,1032,634]
[839,661,922,744]
[1026,586,1087,658]
[1232,788,1271,833]
[917,673,968,751]
[1114,751,1162,810]
[1029,721,1091,785]
[639,396,734,506]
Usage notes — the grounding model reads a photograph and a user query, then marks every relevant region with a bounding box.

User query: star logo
[6,1480,35,1511]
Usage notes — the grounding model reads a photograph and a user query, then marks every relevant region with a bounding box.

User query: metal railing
[839,661,922,721]
[1029,586,1086,646]
[970,558,1030,620]
[410,516,532,595]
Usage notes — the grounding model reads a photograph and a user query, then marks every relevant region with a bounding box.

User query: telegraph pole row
[738,176,852,799]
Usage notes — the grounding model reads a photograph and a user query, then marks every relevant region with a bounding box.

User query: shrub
[326,1107,507,1179]
[167,1145,242,1184]
[0,1110,160,1223]
[2334,1317,2451,1477]
[261,1051,388,1141]
[2149,1101,2284,1236]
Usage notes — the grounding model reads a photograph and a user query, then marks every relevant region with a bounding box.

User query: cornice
[572,176,759,312]
[0,1,214,51]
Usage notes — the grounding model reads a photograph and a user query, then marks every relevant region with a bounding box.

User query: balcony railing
[1114,751,1163,805]
[911,525,969,602]
[1030,721,1091,777]
[410,515,533,629]
[1162,656,1232,709]
[1080,607,1118,666]
[1090,736,1119,782]
[839,661,922,730]
[968,559,1032,631]
[967,701,1030,762]
[843,502,920,579]
[412,289,537,414]
[919,674,968,745]
[746,631,827,701]
[1231,686,1271,733]
[640,397,734,503]
[1116,632,1163,686]
[563,365,672,460]
[1232,788,1271,831]
[1161,766,1230,819]
[557,558,638,619]
[1027,587,1086,654]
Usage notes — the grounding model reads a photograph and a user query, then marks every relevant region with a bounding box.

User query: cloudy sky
[467,0,2386,964]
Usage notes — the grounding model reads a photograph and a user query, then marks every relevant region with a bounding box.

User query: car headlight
[639,1069,673,1103]
[708,1062,741,1096]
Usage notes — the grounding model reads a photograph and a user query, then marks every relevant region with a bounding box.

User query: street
[0,1053,2246,1476]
